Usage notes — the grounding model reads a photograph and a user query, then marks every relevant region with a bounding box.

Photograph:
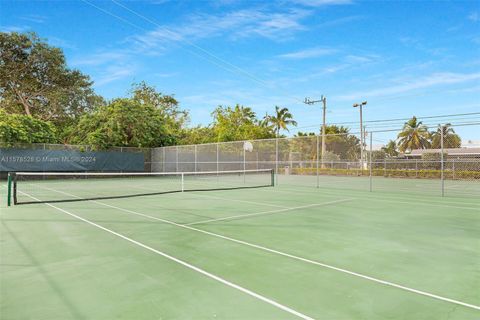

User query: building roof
[408,148,480,156]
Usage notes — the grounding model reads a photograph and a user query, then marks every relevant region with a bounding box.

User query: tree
[130,82,188,139]
[268,106,297,137]
[211,105,275,142]
[179,126,216,145]
[397,116,431,152]
[0,109,57,146]
[68,98,173,149]
[381,140,398,158]
[323,125,361,160]
[0,32,103,126]
[430,124,461,148]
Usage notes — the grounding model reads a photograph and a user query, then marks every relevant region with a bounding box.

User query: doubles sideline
[26,186,480,312]
[19,191,314,320]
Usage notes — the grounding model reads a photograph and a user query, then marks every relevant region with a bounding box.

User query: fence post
[275,138,279,186]
[243,141,246,183]
[440,124,445,197]
[452,159,455,180]
[243,142,246,172]
[369,131,373,192]
[194,145,197,173]
[316,135,319,188]
[384,158,386,177]
[415,159,418,178]
[175,146,179,172]
[216,143,219,173]
[162,148,165,172]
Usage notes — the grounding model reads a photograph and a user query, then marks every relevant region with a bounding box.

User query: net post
[369,131,373,192]
[271,169,275,186]
[7,173,12,206]
[440,124,444,197]
[13,173,17,205]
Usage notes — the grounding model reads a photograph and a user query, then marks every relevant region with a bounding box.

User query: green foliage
[130,81,188,139]
[68,98,173,149]
[211,104,275,142]
[322,125,361,160]
[286,167,479,180]
[322,151,340,162]
[0,32,103,126]
[421,151,447,170]
[266,106,297,137]
[397,116,431,152]
[179,126,216,145]
[370,150,386,162]
[0,109,57,145]
[430,124,461,148]
[381,140,398,157]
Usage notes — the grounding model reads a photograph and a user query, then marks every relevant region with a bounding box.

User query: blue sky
[1,0,479,143]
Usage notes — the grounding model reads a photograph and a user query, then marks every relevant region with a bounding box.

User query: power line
[292,112,480,130]
[82,0,304,105]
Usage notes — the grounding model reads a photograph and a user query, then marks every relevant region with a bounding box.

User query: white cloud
[131,8,313,49]
[0,25,30,32]
[290,0,353,7]
[72,52,129,66]
[94,65,137,86]
[337,72,480,101]
[468,12,479,22]
[20,14,47,23]
[48,37,77,50]
[278,47,337,59]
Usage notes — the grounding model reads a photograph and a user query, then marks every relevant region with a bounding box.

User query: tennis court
[1,172,479,319]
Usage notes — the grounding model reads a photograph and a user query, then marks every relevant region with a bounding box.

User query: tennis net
[7,169,274,205]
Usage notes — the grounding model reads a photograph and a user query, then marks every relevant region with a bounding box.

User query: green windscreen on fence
[0,148,145,172]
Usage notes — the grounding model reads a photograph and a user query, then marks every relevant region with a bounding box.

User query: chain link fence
[152,124,479,198]
[2,124,478,197]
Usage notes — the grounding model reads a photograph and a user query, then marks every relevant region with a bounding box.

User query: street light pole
[353,101,367,169]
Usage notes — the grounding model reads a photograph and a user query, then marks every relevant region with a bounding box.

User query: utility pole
[304,96,327,168]
[353,101,367,169]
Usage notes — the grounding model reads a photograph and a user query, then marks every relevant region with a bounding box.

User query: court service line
[187,192,290,209]
[128,180,290,209]
[185,199,354,226]
[29,187,480,311]
[18,191,313,320]
[252,186,480,211]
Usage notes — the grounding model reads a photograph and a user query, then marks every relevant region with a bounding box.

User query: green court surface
[1,175,479,319]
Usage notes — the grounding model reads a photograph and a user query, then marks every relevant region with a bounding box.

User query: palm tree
[268,106,297,137]
[260,112,272,128]
[430,123,461,148]
[381,140,398,157]
[397,116,431,152]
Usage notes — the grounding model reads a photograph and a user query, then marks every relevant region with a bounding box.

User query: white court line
[187,192,289,209]
[31,186,480,312]
[185,199,353,226]
[129,183,289,209]
[18,191,313,320]
[252,186,480,211]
